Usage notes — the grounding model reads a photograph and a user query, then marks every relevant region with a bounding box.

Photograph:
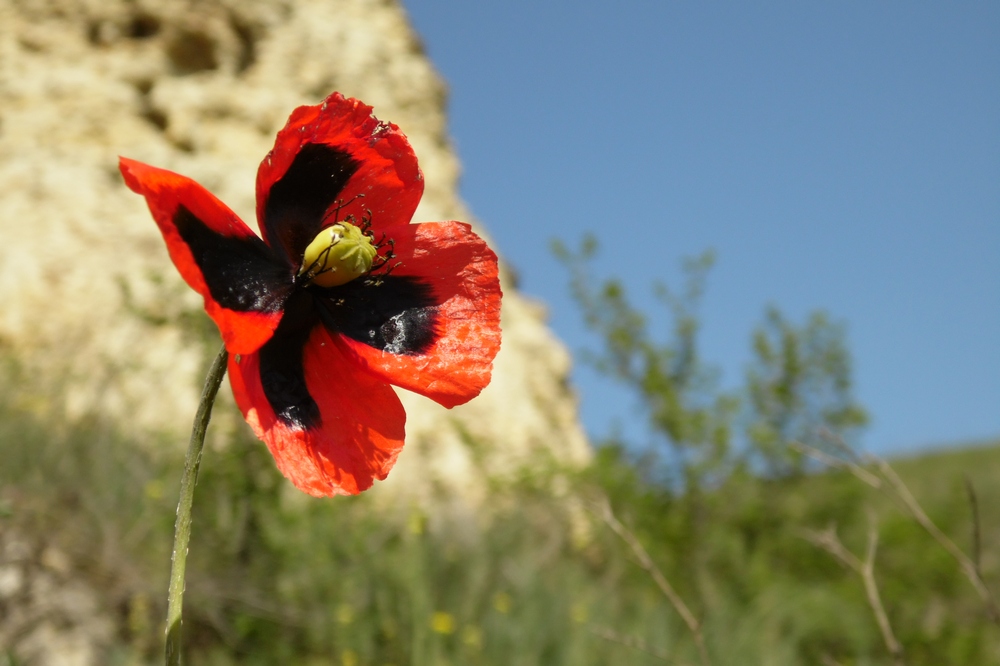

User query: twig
[802,519,904,666]
[965,476,984,585]
[789,440,881,489]
[861,520,904,666]
[588,625,674,662]
[165,344,228,666]
[794,436,1000,626]
[595,496,711,666]
[818,427,863,461]
[793,440,918,519]
[875,459,1000,625]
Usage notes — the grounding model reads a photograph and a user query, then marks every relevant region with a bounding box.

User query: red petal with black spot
[228,325,407,497]
[121,92,502,496]
[256,93,424,266]
[120,158,291,355]
[336,221,501,408]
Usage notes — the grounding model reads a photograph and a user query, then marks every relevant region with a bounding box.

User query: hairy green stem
[165,344,228,666]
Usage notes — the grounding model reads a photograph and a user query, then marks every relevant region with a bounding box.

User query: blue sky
[401,1,1000,455]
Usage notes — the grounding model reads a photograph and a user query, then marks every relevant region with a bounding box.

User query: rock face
[0,0,589,502]
[1,1,590,661]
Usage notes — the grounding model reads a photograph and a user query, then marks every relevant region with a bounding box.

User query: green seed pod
[300,222,377,287]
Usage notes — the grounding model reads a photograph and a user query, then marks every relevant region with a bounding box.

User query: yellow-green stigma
[299,222,377,287]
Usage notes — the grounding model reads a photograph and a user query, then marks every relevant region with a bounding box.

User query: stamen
[359,209,374,234]
[318,193,366,228]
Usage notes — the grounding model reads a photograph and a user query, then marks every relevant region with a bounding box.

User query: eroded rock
[0,0,588,506]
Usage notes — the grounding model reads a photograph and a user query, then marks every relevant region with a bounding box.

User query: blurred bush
[1,243,998,665]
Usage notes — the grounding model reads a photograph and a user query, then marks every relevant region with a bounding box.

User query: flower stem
[165,344,228,666]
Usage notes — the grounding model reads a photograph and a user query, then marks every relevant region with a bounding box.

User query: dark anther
[359,209,374,234]
[319,193,366,227]
[371,237,396,272]
[379,260,403,279]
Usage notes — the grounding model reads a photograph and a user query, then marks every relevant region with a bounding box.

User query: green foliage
[1,374,998,664]
[0,393,665,665]
[0,241,996,665]
[553,238,736,487]
[746,306,869,474]
[555,236,869,480]
[553,236,1000,664]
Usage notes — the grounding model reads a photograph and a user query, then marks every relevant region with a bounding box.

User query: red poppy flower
[120,92,502,497]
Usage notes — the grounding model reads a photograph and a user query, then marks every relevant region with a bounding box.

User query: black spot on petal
[173,205,291,313]
[316,276,439,355]
[258,291,321,429]
[262,143,359,265]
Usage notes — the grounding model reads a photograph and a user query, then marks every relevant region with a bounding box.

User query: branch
[788,440,881,489]
[965,476,984,587]
[874,458,1000,625]
[595,496,711,666]
[794,435,1000,626]
[802,519,904,666]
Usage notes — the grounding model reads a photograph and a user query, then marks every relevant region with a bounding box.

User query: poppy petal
[335,221,502,408]
[256,93,423,265]
[229,324,406,497]
[120,158,292,355]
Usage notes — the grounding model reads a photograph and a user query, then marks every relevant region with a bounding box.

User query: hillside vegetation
[2,362,998,665]
[2,244,996,665]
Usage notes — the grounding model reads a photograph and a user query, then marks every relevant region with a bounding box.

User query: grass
[1,365,998,664]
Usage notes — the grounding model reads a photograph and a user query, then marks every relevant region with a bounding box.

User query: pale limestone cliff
[1,1,591,661]
[0,0,589,501]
